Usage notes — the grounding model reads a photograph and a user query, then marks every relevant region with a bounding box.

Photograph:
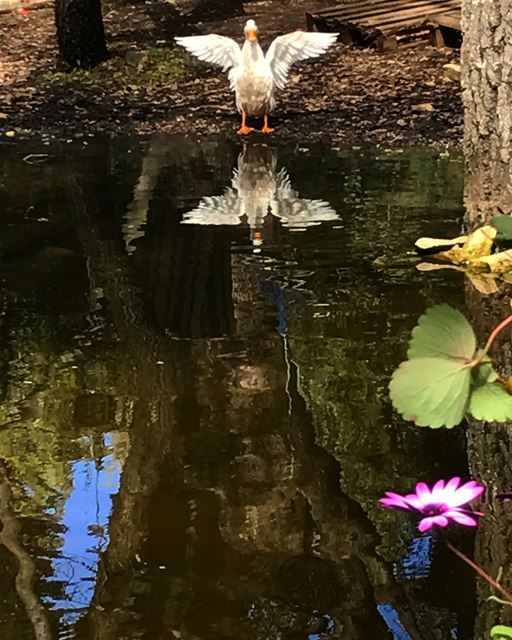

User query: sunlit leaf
[472,357,498,387]
[439,225,497,264]
[408,304,477,361]
[490,625,512,639]
[416,262,464,272]
[465,272,500,295]
[475,250,512,275]
[415,235,468,252]
[469,383,512,422]
[491,215,512,240]
[389,357,471,428]
[415,263,500,294]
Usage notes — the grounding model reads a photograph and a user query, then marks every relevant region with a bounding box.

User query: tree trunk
[55,0,108,70]
[461,0,512,224]
[462,1,512,636]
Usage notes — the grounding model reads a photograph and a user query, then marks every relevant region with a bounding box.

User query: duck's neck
[242,38,263,63]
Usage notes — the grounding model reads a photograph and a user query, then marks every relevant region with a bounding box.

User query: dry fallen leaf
[439,225,497,263]
[465,272,500,295]
[415,235,467,251]
[474,249,512,274]
[416,262,465,272]
[416,261,500,295]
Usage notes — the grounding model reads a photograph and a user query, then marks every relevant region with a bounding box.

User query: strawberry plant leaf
[491,215,512,241]
[469,383,512,422]
[490,625,512,639]
[472,357,498,387]
[389,357,471,428]
[408,304,477,361]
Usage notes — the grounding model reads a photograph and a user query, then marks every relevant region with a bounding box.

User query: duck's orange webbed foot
[261,114,274,134]
[238,125,254,135]
[237,112,254,135]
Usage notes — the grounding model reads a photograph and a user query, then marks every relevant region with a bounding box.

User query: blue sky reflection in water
[44,433,124,624]
[396,530,435,580]
[377,604,414,640]
[0,136,475,639]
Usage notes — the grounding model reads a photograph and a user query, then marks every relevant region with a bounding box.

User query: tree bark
[462,0,512,224]
[462,1,512,636]
[55,0,108,70]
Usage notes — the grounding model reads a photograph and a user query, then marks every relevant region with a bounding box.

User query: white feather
[174,34,241,71]
[266,31,339,90]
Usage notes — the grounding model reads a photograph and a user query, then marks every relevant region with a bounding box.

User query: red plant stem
[445,538,512,605]
[483,313,512,357]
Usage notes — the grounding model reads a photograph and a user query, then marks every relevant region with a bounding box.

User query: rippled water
[0,136,473,639]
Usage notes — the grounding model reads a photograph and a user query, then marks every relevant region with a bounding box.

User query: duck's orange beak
[247,28,258,41]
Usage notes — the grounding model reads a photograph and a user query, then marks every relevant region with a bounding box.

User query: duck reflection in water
[181,143,338,246]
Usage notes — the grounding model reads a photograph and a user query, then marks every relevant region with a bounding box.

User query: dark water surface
[0,136,473,639]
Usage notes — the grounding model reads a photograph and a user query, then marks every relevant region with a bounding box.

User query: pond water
[0,136,475,639]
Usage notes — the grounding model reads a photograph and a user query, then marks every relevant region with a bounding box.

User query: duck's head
[244,19,258,42]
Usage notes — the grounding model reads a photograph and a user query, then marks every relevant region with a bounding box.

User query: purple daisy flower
[379,477,484,532]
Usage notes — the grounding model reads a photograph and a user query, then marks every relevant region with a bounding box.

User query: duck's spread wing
[174,35,241,71]
[274,168,338,227]
[274,198,339,228]
[265,31,338,90]
[181,189,242,226]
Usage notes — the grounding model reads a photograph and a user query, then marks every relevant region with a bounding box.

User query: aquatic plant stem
[445,538,512,605]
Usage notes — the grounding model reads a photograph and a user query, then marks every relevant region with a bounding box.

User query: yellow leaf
[416,262,465,272]
[474,249,512,274]
[465,272,500,294]
[415,235,468,251]
[439,225,497,263]
[416,262,500,294]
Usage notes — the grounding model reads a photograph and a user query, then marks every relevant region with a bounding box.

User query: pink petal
[438,477,461,501]
[382,492,412,509]
[403,494,424,510]
[415,482,433,506]
[445,477,461,492]
[445,481,484,508]
[431,479,446,502]
[418,515,449,532]
[379,497,408,510]
[444,510,478,527]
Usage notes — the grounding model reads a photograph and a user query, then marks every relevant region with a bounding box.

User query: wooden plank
[313,0,440,20]
[314,0,453,20]
[356,1,459,28]
[306,0,461,48]
[429,11,461,29]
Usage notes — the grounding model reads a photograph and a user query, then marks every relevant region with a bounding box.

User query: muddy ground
[0,0,462,147]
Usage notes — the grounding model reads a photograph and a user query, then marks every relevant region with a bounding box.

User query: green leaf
[490,625,512,639]
[389,357,471,428]
[472,357,499,387]
[469,383,512,422]
[408,304,477,362]
[491,215,512,240]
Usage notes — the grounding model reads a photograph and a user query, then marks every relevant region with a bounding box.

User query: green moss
[40,46,188,89]
[139,47,188,85]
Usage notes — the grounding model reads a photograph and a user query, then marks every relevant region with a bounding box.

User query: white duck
[175,20,338,135]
